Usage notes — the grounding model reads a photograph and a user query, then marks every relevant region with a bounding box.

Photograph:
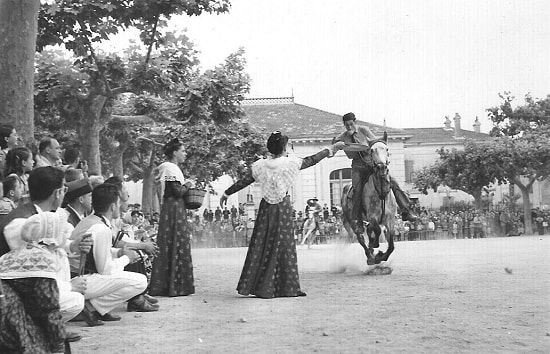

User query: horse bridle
[370,141,390,175]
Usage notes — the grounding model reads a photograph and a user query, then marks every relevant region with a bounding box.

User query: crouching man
[72,183,151,326]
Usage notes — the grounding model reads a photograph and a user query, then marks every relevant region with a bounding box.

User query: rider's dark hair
[342,112,356,122]
[267,131,288,156]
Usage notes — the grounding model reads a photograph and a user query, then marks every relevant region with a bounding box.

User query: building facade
[203,97,548,216]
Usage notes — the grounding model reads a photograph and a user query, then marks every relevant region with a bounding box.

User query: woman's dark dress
[149,180,195,296]
[0,279,64,353]
[225,150,329,298]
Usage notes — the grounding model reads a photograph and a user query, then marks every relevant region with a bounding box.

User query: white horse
[341,132,397,265]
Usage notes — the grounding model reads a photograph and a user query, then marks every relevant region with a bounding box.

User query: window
[405,160,414,182]
[329,168,352,207]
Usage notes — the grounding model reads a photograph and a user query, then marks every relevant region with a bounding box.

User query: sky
[158,0,550,132]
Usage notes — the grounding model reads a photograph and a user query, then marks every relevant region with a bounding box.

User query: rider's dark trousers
[390,178,412,213]
[351,164,411,220]
[351,164,373,221]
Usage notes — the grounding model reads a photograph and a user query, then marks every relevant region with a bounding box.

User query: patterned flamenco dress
[149,161,195,296]
[224,149,332,298]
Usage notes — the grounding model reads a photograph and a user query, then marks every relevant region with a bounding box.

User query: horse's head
[369,132,390,175]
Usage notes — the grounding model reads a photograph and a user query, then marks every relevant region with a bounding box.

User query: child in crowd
[4,147,33,205]
[0,174,21,220]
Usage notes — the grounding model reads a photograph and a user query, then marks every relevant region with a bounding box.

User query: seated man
[105,176,158,308]
[71,183,154,326]
[0,167,86,342]
[63,177,93,229]
[333,112,417,234]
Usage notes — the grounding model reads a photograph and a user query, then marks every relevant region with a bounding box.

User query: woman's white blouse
[251,156,302,204]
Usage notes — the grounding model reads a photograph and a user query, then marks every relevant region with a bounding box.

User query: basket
[184,188,206,209]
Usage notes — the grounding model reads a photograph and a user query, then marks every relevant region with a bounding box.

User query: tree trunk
[141,145,157,217]
[472,190,482,209]
[515,179,533,235]
[142,167,155,217]
[79,94,107,175]
[112,146,125,177]
[0,0,39,144]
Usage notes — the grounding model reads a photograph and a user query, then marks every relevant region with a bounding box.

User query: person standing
[35,137,63,168]
[220,131,345,298]
[0,124,19,179]
[149,138,195,297]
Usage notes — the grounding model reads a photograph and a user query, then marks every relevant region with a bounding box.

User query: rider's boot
[391,181,418,222]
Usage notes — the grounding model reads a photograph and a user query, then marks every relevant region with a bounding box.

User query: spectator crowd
[0,125,160,353]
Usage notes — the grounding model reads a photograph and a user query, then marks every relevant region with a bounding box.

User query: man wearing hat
[300,198,322,247]
[64,177,93,228]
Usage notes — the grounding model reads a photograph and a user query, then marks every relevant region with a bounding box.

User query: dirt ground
[70,235,550,353]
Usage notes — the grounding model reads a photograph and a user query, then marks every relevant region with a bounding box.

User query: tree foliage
[35,0,231,175]
[412,162,443,195]
[413,141,501,206]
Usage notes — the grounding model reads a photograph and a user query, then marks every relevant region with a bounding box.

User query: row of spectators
[183,203,550,248]
[400,205,550,241]
[0,125,160,353]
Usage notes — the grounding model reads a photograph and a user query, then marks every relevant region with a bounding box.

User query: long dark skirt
[149,197,195,296]
[0,278,64,353]
[237,197,303,298]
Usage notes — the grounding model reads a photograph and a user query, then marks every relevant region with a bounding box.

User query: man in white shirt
[71,183,153,326]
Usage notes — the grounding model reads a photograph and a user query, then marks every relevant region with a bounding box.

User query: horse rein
[370,141,392,224]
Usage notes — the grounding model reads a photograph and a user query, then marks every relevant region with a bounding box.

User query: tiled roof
[402,127,490,145]
[242,97,408,140]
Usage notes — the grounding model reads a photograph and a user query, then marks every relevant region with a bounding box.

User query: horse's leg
[381,231,395,262]
[341,207,357,244]
[301,227,313,245]
[355,227,375,264]
[367,222,381,249]
[306,225,316,249]
[375,227,394,263]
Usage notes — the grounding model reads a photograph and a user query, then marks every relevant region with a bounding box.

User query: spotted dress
[0,279,64,353]
[224,149,331,298]
[149,162,195,296]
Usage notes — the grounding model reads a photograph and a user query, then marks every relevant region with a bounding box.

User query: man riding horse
[333,112,417,235]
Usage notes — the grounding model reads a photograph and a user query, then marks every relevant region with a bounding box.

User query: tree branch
[144,14,160,69]
[136,136,164,147]
[110,114,154,125]
[128,160,144,174]
[77,19,112,96]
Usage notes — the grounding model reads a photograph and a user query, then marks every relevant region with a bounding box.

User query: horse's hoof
[367,259,375,266]
[374,254,385,264]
